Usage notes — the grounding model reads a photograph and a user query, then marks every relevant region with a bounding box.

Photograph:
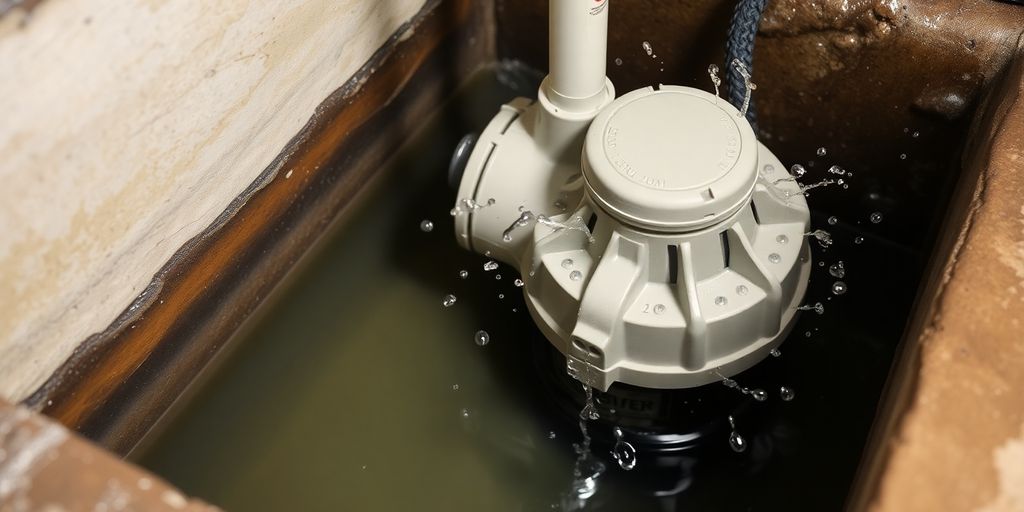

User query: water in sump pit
[137,63,929,511]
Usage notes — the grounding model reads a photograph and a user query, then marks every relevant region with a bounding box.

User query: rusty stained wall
[497,0,1024,251]
[0,0,429,403]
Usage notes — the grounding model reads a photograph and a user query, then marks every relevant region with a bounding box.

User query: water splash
[562,382,606,511]
[513,278,524,287]
[483,261,499,272]
[714,370,767,402]
[805,229,834,249]
[642,41,654,56]
[450,197,496,216]
[610,427,638,471]
[708,64,722,102]
[420,220,434,232]
[796,302,825,315]
[442,294,456,307]
[727,415,747,453]
[502,210,594,243]
[770,348,782,357]
[731,59,757,118]
[786,179,836,198]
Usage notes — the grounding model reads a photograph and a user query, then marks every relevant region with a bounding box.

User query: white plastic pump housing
[453,0,811,392]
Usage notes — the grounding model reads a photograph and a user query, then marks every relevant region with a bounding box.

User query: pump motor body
[452,0,811,392]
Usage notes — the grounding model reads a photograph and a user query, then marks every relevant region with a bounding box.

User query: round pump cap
[583,86,759,232]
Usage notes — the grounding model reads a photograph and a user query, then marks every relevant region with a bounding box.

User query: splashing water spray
[448,0,812,487]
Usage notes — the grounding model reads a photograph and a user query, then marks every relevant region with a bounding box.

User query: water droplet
[870,212,883,224]
[805,331,812,337]
[829,261,846,278]
[780,386,795,401]
[832,281,848,295]
[827,216,838,225]
[420,220,434,232]
[899,153,907,160]
[495,274,502,280]
[797,302,825,315]
[498,294,504,299]
[790,164,807,177]
[474,330,490,346]
[770,348,781,357]
[912,130,920,138]
[653,304,666,314]
[561,258,574,269]
[715,296,728,306]
[548,431,557,439]
[461,408,471,418]
[776,234,789,244]
[806,229,834,249]
[768,253,781,264]
[514,278,524,287]
[764,164,775,173]
[570,270,583,281]
[642,41,653,56]
[458,270,469,279]
[728,416,747,453]
[736,285,749,295]
[611,427,638,471]
[751,389,768,402]
[484,261,499,271]
[450,197,497,217]
[452,384,459,391]
[854,236,864,244]
[816,147,827,157]
[442,294,457,307]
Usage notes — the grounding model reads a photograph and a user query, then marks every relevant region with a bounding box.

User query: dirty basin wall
[0,0,490,453]
[0,0,448,405]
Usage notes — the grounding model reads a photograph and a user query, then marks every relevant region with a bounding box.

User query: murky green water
[138,64,927,511]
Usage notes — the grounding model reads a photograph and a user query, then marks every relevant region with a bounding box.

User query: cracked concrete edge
[0,397,220,511]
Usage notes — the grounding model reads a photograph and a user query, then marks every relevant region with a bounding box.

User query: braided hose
[725,0,768,127]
